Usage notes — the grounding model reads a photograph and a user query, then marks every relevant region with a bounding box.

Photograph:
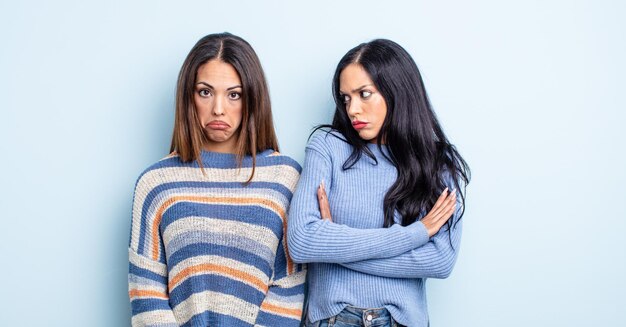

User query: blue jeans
[305,306,405,327]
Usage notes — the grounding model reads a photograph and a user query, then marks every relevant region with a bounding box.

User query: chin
[208,137,230,143]
[358,132,375,142]
[206,132,231,143]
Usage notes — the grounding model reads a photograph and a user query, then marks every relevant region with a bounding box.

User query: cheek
[365,99,386,124]
[231,106,243,127]
[374,99,388,123]
[194,97,209,117]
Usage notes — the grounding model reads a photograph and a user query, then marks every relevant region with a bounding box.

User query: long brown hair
[170,32,279,182]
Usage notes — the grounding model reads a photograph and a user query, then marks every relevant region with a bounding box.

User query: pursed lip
[206,120,230,130]
[351,120,368,130]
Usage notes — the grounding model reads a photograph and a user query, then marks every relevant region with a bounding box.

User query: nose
[212,96,225,116]
[346,99,362,118]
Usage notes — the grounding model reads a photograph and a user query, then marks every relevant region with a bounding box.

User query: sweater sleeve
[287,134,429,264]
[340,217,462,279]
[255,159,306,326]
[341,184,464,279]
[254,236,306,327]
[128,174,178,327]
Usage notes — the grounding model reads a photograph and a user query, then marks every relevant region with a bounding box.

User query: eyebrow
[196,82,242,91]
[339,84,374,94]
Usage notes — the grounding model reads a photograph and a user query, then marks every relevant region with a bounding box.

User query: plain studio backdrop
[1,0,624,326]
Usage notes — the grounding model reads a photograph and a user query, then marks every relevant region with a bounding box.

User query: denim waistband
[327,306,401,326]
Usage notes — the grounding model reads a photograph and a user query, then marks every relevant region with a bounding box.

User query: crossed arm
[287,140,460,275]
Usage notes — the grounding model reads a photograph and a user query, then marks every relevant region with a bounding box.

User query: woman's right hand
[421,188,457,237]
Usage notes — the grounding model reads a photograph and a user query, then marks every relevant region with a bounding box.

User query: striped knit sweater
[128,149,305,327]
[288,131,463,327]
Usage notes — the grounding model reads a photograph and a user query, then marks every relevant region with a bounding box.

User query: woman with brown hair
[128,32,305,327]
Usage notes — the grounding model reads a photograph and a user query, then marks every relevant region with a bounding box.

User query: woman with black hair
[288,39,470,327]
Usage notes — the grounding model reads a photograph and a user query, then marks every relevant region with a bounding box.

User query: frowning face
[339,63,388,143]
[194,59,243,153]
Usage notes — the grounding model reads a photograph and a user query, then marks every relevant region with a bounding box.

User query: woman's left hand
[317,180,332,221]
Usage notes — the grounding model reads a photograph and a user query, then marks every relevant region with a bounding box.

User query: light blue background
[1,0,624,326]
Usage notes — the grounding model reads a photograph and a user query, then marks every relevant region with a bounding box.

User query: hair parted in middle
[315,38,470,231]
[170,32,279,182]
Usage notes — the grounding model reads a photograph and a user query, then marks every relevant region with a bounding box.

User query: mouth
[351,120,368,130]
[206,120,231,130]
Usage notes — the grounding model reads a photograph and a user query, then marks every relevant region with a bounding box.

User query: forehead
[339,63,373,91]
[196,60,241,84]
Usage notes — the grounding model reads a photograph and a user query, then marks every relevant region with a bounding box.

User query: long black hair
[315,39,470,230]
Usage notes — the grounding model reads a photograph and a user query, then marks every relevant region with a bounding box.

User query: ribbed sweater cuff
[405,221,430,248]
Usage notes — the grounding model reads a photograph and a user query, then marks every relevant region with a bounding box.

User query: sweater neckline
[199,148,275,163]
[365,142,390,155]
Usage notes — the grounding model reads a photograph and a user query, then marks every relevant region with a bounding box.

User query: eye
[198,89,212,97]
[360,90,372,99]
[341,94,350,104]
[228,92,242,100]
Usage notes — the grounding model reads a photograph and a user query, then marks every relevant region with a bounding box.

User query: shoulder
[255,150,302,192]
[255,151,302,188]
[440,167,467,190]
[134,152,186,191]
[256,149,302,173]
[307,129,350,155]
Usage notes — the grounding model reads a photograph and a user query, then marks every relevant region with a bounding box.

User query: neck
[203,138,239,154]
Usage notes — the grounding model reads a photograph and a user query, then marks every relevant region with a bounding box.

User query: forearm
[255,236,306,327]
[254,270,306,327]
[129,250,177,326]
[341,221,462,279]
[288,143,430,263]
[288,216,429,263]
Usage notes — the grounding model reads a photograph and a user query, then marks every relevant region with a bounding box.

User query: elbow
[428,265,453,279]
[427,238,461,279]
[286,229,308,264]
[429,254,458,279]
[287,217,327,264]
[435,266,454,279]
[287,241,306,264]
[289,250,307,264]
